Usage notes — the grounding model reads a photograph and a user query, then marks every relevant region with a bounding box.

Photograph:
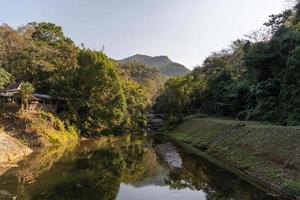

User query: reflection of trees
[1,135,161,200]
[11,143,78,183]
[165,153,275,200]
[0,136,275,200]
[0,142,78,200]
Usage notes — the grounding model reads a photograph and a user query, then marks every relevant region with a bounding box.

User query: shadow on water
[0,135,278,200]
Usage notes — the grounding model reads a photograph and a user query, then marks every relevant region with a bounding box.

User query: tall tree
[19,82,34,110]
[0,22,78,92]
[122,80,147,128]
[62,49,128,135]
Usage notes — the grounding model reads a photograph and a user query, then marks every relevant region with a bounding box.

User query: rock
[0,190,14,200]
[0,190,11,196]
[0,132,32,176]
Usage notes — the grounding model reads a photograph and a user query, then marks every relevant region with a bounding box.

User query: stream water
[0,135,278,200]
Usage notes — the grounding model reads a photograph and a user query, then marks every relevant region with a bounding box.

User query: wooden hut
[0,83,21,100]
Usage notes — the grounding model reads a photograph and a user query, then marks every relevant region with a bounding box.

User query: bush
[287,113,300,126]
[18,110,78,146]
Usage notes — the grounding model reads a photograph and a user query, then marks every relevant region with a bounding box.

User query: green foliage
[155,2,300,126]
[62,49,128,135]
[20,82,34,96]
[0,24,32,68]
[122,80,147,128]
[0,67,12,88]
[19,82,34,109]
[243,42,275,81]
[40,111,65,131]
[283,180,300,194]
[117,61,165,106]
[29,22,69,44]
[0,22,78,92]
[17,110,78,145]
[155,40,247,117]
[0,22,153,136]
[263,10,292,34]
[154,75,204,115]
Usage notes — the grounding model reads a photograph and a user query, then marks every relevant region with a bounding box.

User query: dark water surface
[0,135,277,200]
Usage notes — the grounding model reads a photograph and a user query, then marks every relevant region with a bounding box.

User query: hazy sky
[0,0,287,69]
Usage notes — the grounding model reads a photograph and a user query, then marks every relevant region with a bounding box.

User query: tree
[245,27,273,42]
[19,82,34,110]
[263,10,292,34]
[62,49,128,135]
[155,75,202,116]
[0,67,12,88]
[0,24,31,68]
[116,61,165,106]
[0,22,78,92]
[29,22,68,44]
[123,80,147,128]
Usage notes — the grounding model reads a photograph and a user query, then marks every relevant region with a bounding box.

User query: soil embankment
[163,118,300,197]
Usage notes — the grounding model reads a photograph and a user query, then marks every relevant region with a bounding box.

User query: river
[0,135,278,200]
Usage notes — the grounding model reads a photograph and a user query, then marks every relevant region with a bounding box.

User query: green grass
[164,117,300,195]
[45,125,78,145]
[18,111,79,146]
[283,180,300,194]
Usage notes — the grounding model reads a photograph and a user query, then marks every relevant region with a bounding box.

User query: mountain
[120,54,190,77]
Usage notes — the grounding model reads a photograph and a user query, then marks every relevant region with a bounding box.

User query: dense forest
[0,22,164,136]
[155,2,300,126]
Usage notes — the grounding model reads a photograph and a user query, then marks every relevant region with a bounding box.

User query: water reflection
[165,153,276,200]
[0,135,277,200]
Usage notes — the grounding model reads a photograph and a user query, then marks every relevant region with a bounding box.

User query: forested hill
[120,54,190,77]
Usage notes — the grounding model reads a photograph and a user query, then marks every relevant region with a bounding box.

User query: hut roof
[33,94,53,99]
[29,95,41,101]
[1,83,22,91]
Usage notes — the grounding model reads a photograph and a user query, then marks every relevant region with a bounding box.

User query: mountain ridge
[120,54,190,77]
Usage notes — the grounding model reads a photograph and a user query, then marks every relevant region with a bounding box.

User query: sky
[0,0,288,69]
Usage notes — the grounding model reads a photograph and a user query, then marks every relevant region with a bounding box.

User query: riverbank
[0,110,78,147]
[161,117,300,197]
[0,110,79,174]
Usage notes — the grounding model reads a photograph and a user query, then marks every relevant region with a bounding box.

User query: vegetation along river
[0,135,279,200]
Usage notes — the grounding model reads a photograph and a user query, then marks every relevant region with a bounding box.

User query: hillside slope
[120,54,190,77]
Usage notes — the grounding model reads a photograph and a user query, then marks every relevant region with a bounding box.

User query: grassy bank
[0,110,78,147]
[163,117,300,196]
